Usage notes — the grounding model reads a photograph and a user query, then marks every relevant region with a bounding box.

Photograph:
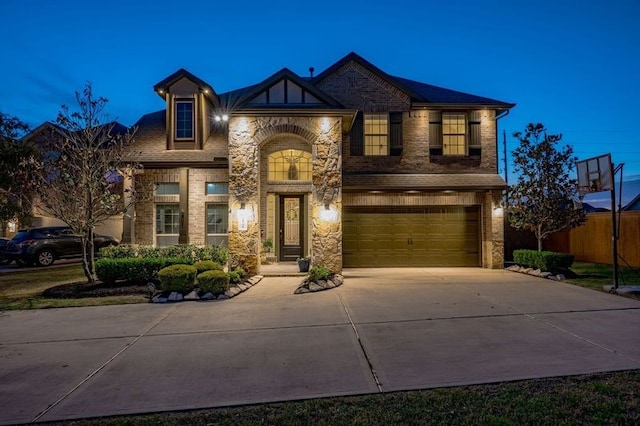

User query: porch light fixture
[319,203,339,222]
[237,202,253,231]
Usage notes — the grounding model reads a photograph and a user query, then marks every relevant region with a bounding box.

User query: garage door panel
[343,206,479,267]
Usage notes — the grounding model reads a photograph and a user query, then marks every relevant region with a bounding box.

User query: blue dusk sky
[1,0,639,202]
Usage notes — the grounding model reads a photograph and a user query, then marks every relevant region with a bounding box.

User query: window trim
[155,203,180,236]
[155,182,180,196]
[205,182,229,195]
[206,203,229,247]
[175,99,195,141]
[442,112,467,156]
[267,149,312,182]
[364,113,389,156]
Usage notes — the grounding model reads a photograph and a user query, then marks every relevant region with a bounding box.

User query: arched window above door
[268,149,312,181]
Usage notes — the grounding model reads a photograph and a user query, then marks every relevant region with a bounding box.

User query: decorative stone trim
[151,275,263,303]
[505,265,566,281]
[294,274,344,294]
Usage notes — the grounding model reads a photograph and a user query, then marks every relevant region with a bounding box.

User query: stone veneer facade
[227,116,343,275]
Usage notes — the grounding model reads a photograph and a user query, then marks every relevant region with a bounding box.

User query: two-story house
[125,52,514,274]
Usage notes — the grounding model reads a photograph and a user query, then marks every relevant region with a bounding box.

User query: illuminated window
[175,100,194,140]
[364,113,388,156]
[206,182,229,195]
[443,113,466,155]
[268,150,312,181]
[155,183,180,195]
[206,204,228,247]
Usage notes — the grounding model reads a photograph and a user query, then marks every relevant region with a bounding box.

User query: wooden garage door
[343,206,480,267]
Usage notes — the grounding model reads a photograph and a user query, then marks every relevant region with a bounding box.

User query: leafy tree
[0,113,39,227]
[508,123,586,251]
[34,83,141,282]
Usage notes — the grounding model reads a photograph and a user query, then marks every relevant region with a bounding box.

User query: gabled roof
[312,51,514,109]
[153,68,214,94]
[153,68,219,107]
[229,67,344,109]
[622,193,640,211]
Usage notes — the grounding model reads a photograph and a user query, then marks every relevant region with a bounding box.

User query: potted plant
[297,256,311,272]
[262,238,273,253]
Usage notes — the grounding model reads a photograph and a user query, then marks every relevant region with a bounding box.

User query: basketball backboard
[576,154,613,195]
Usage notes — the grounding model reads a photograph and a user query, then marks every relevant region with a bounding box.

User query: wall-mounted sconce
[214,114,229,122]
[319,203,339,222]
[237,202,253,231]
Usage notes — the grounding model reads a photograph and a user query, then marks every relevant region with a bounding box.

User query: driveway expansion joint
[32,305,180,423]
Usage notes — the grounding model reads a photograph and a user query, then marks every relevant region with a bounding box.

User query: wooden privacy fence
[546,211,640,267]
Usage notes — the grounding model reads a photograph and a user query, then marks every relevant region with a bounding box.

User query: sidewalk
[1,268,639,424]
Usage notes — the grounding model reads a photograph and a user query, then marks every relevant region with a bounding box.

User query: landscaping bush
[96,257,193,285]
[99,244,228,264]
[157,264,197,293]
[513,249,574,274]
[197,270,230,295]
[99,244,138,259]
[193,260,224,274]
[228,267,245,284]
[308,265,330,281]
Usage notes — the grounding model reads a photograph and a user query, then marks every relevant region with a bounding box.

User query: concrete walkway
[1,268,639,424]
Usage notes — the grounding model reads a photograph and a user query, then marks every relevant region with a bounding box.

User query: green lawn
[568,261,640,299]
[0,264,146,310]
[49,370,640,425]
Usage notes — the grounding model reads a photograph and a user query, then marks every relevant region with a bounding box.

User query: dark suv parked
[5,226,119,267]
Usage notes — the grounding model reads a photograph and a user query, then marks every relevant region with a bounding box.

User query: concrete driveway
[1,268,639,424]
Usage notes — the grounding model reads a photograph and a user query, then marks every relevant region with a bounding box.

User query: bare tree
[508,123,586,251]
[34,83,142,282]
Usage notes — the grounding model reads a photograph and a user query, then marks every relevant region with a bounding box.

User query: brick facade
[129,53,512,271]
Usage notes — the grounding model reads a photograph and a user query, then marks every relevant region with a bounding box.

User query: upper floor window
[155,182,180,195]
[175,100,194,140]
[442,113,466,155]
[268,149,312,181]
[364,113,388,156]
[206,182,229,195]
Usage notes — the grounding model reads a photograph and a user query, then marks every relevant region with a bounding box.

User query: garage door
[343,206,480,267]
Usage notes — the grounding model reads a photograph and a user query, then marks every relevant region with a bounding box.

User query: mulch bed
[42,282,150,299]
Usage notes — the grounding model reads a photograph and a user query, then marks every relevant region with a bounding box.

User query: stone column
[311,117,342,273]
[228,117,260,274]
[489,190,505,268]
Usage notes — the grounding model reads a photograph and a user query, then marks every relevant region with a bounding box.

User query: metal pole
[610,178,619,290]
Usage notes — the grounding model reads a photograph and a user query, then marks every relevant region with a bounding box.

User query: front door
[279,195,303,261]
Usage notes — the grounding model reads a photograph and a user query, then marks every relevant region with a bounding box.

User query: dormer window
[175,100,194,140]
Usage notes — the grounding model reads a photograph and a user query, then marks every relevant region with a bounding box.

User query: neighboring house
[126,52,515,274]
[622,194,640,211]
[14,121,127,239]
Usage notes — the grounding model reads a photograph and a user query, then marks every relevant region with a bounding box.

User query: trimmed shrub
[308,265,330,281]
[193,260,224,274]
[513,249,574,274]
[197,270,230,295]
[99,244,138,259]
[157,264,197,292]
[228,267,245,284]
[96,257,193,285]
[206,245,229,265]
[98,244,228,264]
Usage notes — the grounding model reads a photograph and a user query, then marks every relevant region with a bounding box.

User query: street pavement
[1,268,639,424]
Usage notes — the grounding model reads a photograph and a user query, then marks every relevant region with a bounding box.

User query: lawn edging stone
[506,265,566,281]
[294,274,344,294]
[151,275,263,303]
